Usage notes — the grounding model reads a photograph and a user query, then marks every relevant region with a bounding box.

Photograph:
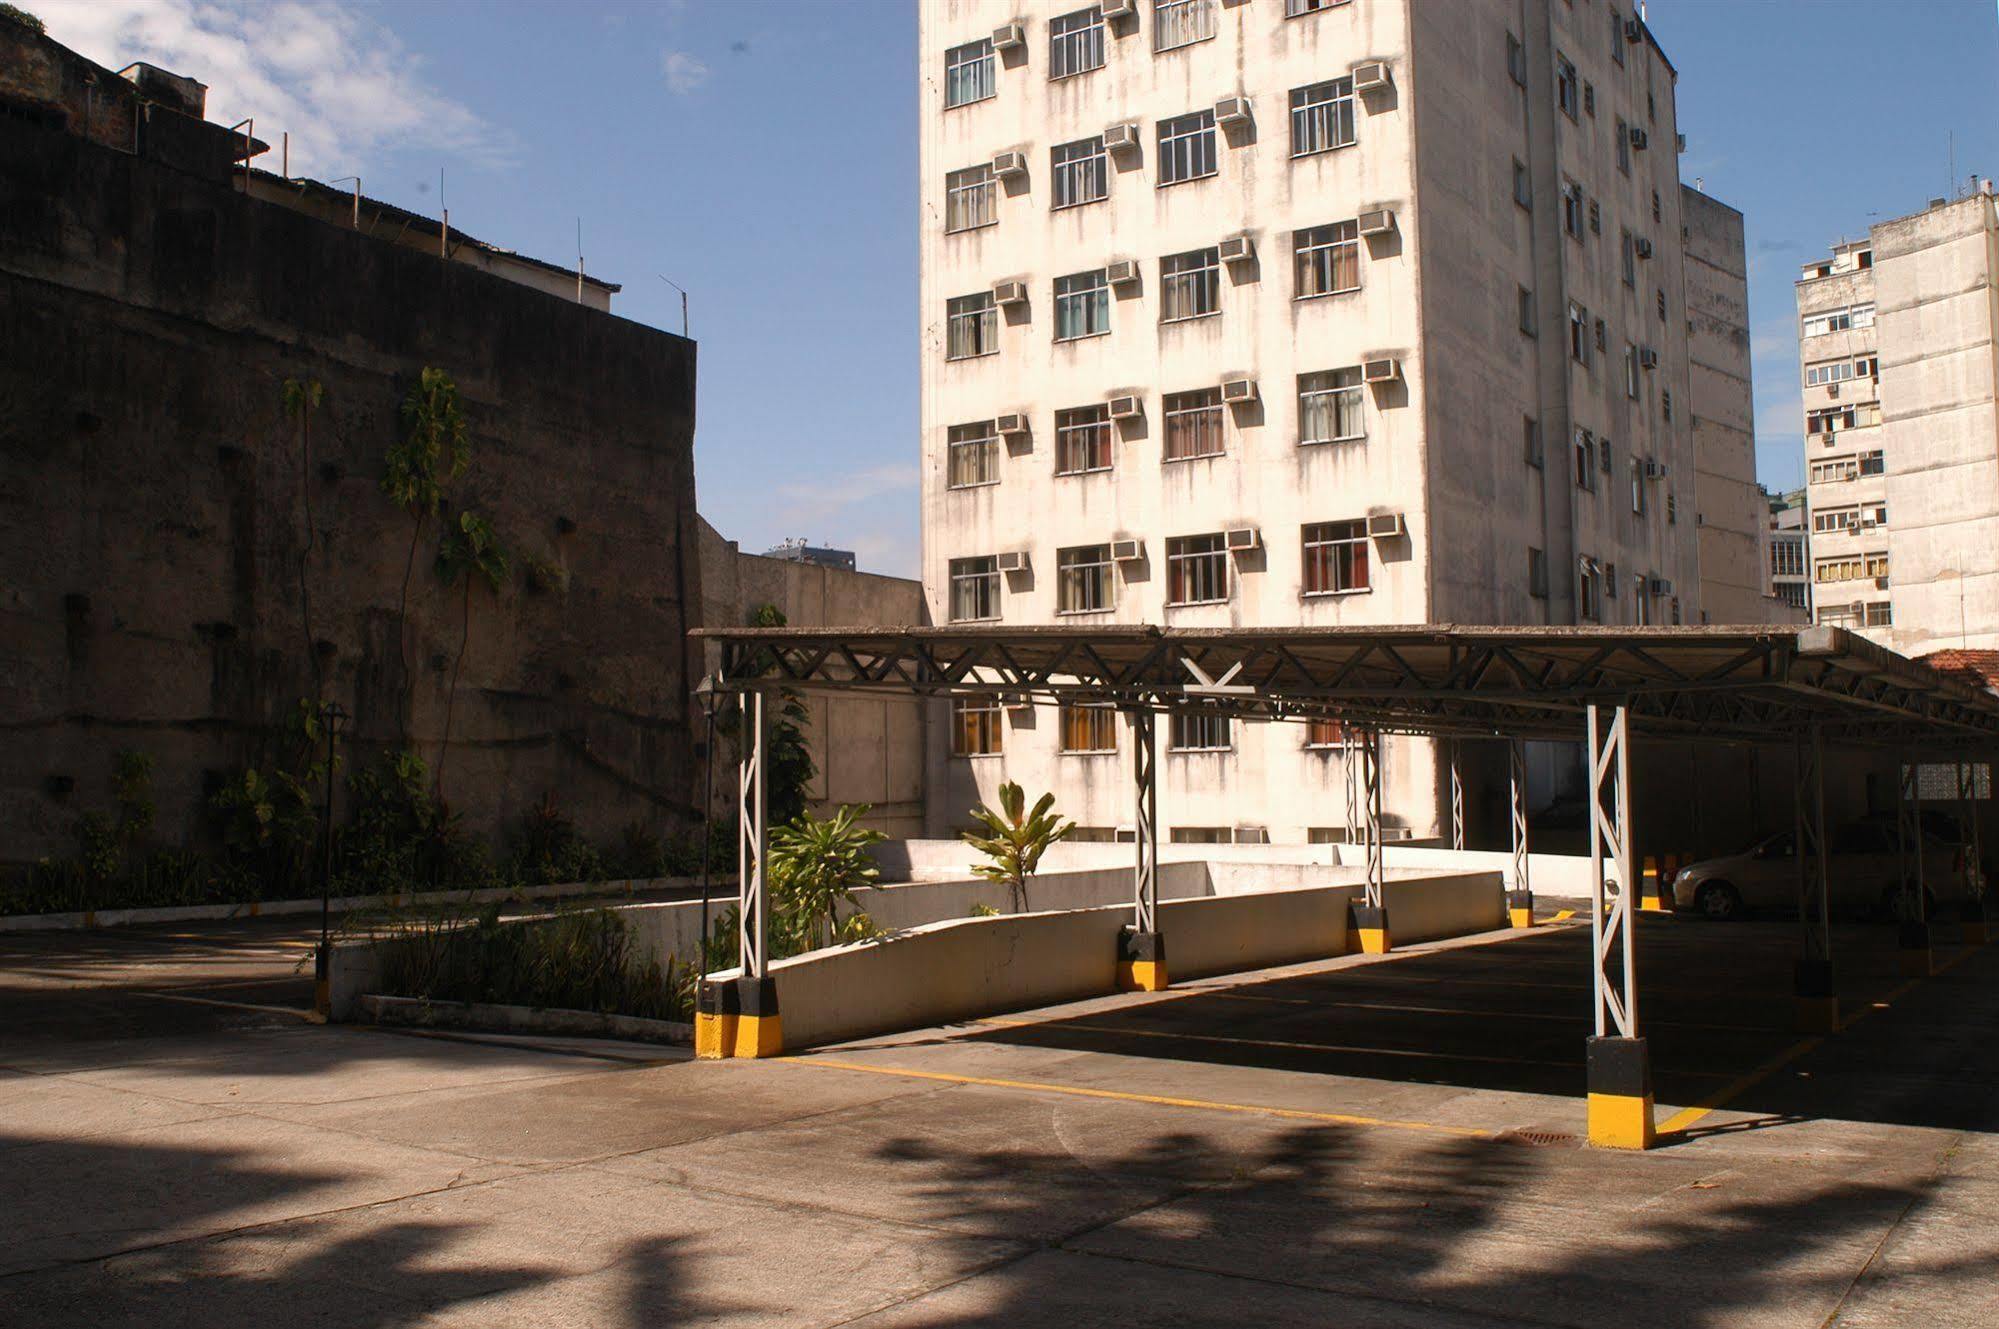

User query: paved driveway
[2,910,1995,1326]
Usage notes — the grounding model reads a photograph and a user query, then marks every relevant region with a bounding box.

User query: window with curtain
[1051,135,1109,208]
[948,556,1000,621]
[1298,368,1364,445]
[1294,222,1360,297]
[1054,269,1110,340]
[1057,544,1115,613]
[1060,704,1118,753]
[946,422,999,488]
[951,696,1002,755]
[1165,534,1228,604]
[944,39,995,109]
[1302,520,1370,595]
[1169,711,1232,751]
[945,164,996,234]
[1156,110,1217,184]
[946,292,998,360]
[1159,247,1220,321]
[1049,7,1106,78]
[1289,78,1355,156]
[1163,388,1224,460]
[1153,0,1216,52]
[1055,405,1113,475]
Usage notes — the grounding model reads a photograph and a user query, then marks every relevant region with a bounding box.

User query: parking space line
[786,1056,1493,1139]
[1193,991,1782,1035]
[137,991,317,1020]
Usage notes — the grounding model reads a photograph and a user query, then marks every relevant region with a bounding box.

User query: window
[1290,78,1356,157]
[1299,368,1365,445]
[1815,556,1866,584]
[1054,269,1110,340]
[1060,703,1118,753]
[1529,547,1549,599]
[1864,602,1893,628]
[1630,460,1646,515]
[1157,110,1217,185]
[1621,229,1636,286]
[1561,180,1585,239]
[1166,534,1228,605]
[1656,288,1667,321]
[1583,82,1596,117]
[945,165,996,234]
[1855,355,1879,377]
[1523,415,1543,467]
[1666,492,1678,524]
[949,555,1001,621]
[1055,405,1113,475]
[1302,519,1370,595]
[1574,428,1596,490]
[951,696,1002,756]
[1624,342,1640,399]
[1616,118,1631,174]
[1518,286,1537,336]
[1556,54,1578,118]
[1163,388,1225,460]
[1169,710,1232,752]
[1589,199,1601,235]
[1287,0,1348,15]
[1594,317,1607,353]
[1507,32,1527,87]
[1611,7,1626,65]
[1810,457,1859,484]
[1859,449,1884,476]
[1813,507,1858,534]
[1304,717,1346,748]
[1802,304,1875,337]
[1049,7,1106,79]
[945,39,995,109]
[1568,301,1590,365]
[1578,558,1602,621]
[1600,434,1614,476]
[946,292,998,360]
[1160,246,1221,321]
[1661,389,1673,423]
[1633,572,1652,626]
[1771,538,1805,579]
[1057,544,1115,613]
[1651,189,1662,223]
[1295,221,1361,298]
[1154,0,1215,52]
[1511,159,1533,210]
[947,422,1000,488]
[1051,136,1109,209]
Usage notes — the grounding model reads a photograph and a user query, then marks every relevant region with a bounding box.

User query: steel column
[1361,729,1384,910]
[1964,759,1992,943]
[737,689,769,980]
[1131,708,1159,934]
[1793,724,1836,1032]
[1586,702,1652,1148]
[1343,726,1360,846]
[1450,740,1466,852]
[1508,738,1533,926]
[1896,754,1933,975]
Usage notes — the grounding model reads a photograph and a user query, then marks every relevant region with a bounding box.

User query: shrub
[374,905,687,1021]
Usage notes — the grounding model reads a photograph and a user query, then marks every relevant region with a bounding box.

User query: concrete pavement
[2,910,1995,1325]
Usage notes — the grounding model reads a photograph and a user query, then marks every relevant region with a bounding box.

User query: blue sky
[37,0,1999,574]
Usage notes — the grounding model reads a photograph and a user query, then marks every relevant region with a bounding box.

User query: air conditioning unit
[1638,345,1659,368]
[995,412,1029,436]
[1221,376,1257,404]
[1635,236,1655,259]
[1103,121,1141,152]
[1351,60,1392,92]
[1225,527,1261,552]
[1105,258,1140,286]
[1101,0,1136,17]
[1366,512,1406,540]
[1644,459,1669,479]
[991,150,1028,178]
[997,550,1030,574]
[1213,96,1253,126]
[1218,233,1255,263]
[1629,126,1649,150]
[1357,208,1397,237]
[1624,17,1643,41]
[1827,381,1842,399]
[992,278,1028,305]
[1107,394,1143,419]
[1363,357,1401,384]
[1648,576,1673,596]
[1676,132,1688,153]
[992,21,1025,49]
[1874,576,1890,590]
[1111,538,1144,562]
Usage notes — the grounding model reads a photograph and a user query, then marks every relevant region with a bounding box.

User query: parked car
[1671,818,1982,921]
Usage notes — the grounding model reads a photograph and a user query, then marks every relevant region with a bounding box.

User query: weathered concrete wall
[0,103,702,865]
[696,520,928,835]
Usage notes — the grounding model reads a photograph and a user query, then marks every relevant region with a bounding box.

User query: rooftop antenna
[576,218,585,302]
[658,274,690,337]
[328,177,361,228]
[1949,132,1956,202]
[439,168,449,258]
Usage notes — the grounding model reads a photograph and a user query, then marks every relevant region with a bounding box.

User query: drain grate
[1505,1129,1581,1147]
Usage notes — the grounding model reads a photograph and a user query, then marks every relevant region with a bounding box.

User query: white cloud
[777,462,918,518]
[35,0,514,178]
[661,49,709,96]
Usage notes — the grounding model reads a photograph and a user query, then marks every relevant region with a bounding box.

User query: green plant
[969,902,1001,918]
[284,378,327,692]
[747,603,816,826]
[374,904,688,1021]
[767,804,887,951]
[381,367,469,737]
[962,782,1076,913]
[431,510,510,798]
[505,792,604,886]
[1,5,46,34]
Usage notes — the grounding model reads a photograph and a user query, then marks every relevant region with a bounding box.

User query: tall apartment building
[1795,241,1889,638]
[1796,186,1999,650]
[1764,486,1810,616]
[918,0,1719,841]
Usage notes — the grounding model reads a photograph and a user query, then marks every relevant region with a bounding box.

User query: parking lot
[3,906,1996,1326]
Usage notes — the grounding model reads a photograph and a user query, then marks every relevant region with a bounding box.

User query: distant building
[762,539,859,573]
[1764,486,1810,616]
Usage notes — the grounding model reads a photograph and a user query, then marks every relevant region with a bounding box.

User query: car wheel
[1696,882,1743,921]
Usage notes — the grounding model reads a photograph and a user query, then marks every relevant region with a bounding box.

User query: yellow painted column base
[1508,906,1534,929]
[1357,927,1392,955]
[1963,920,1991,946]
[1793,995,1840,1035]
[1587,1092,1657,1150]
[1638,893,1666,912]
[1899,949,1934,979]
[1115,959,1169,992]
[731,1012,783,1059]
[694,1010,735,1060]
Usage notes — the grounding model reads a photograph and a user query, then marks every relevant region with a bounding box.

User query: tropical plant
[432,510,510,797]
[284,378,327,692]
[381,367,469,736]
[1,5,46,34]
[962,782,1075,913]
[505,792,605,887]
[767,804,887,951]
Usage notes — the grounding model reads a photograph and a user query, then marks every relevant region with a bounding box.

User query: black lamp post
[693,676,722,974]
[314,700,347,1018]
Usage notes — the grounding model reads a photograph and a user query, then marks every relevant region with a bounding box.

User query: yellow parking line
[973,1015,1588,1071]
[138,991,316,1020]
[787,1056,1492,1139]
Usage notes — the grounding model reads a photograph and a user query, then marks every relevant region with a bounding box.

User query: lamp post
[693,676,723,972]
[314,701,347,1018]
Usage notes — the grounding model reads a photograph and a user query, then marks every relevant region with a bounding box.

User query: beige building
[1796,186,1999,650]
[917,0,1730,841]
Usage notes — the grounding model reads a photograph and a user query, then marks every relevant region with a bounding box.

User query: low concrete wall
[772,868,1504,1049]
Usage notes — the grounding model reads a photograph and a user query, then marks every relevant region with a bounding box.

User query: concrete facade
[1764,486,1811,618]
[917,0,1713,842]
[696,521,928,836]
[0,29,703,864]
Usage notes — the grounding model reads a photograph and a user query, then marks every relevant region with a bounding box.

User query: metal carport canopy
[696,623,1999,749]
